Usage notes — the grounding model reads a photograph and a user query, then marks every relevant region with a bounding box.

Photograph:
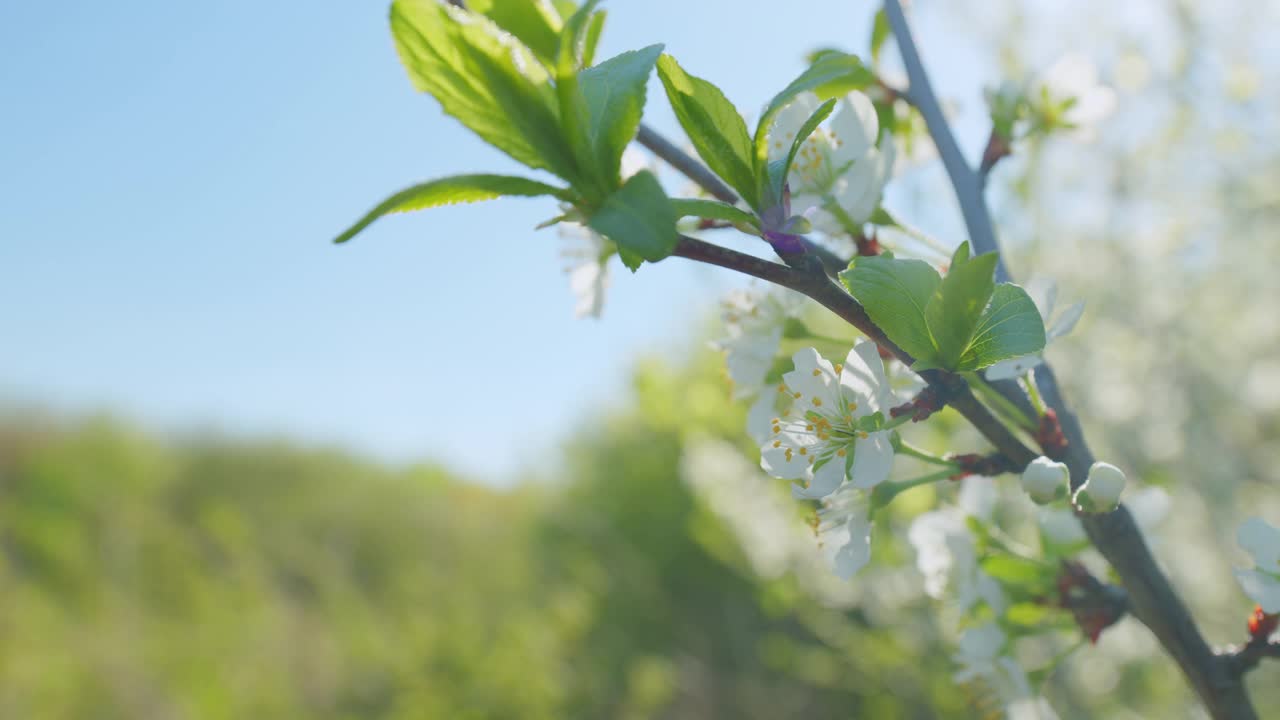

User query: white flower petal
[1239,517,1280,573]
[1048,301,1085,342]
[568,260,608,319]
[908,510,962,598]
[1125,486,1171,532]
[766,92,822,164]
[828,511,872,580]
[830,158,881,225]
[841,341,892,413]
[1024,276,1058,320]
[761,434,816,480]
[1020,456,1069,505]
[1235,568,1280,614]
[958,476,998,521]
[985,355,1044,381]
[783,347,838,401]
[746,393,780,444]
[793,456,847,500]
[850,431,894,488]
[828,91,879,167]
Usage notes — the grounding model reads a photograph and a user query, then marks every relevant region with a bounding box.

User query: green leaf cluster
[655,50,875,223]
[335,0,678,269]
[840,242,1046,371]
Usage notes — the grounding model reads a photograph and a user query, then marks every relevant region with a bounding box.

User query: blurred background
[3,0,1280,717]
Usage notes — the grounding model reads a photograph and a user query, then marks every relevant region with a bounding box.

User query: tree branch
[672,235,1036,467]
[1222,641,1280,676]
[882,0,1010,283]
[883,1,1256,716]
[636,123,848,276]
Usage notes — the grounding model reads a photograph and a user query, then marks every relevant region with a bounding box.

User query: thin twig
[882,0,1010,283]
[636,124,738,204]
[636,123,848,276]
[1221,641,1280,676]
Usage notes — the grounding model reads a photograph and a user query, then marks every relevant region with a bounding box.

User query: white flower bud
[1072,461,1126,513]
[1020,456,1068,504]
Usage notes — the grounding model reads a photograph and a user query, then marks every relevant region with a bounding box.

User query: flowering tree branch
[882,1,1257,717]
[672,235,1036,469]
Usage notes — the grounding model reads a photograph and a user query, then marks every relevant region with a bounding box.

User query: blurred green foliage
[0,354,976,719]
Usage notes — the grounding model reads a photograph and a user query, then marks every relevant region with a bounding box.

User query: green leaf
[956,284,1048,371]
[582,9,606,66]
[580,44,664,183]
[1005,602,1055,628]
[840,255,941,365]
[670,198,760,230]
[655,54,759,209]
[924,247,997,369]
[870,9,891,65]
[587,170,677,268]
[753,52,875,165]
[554,0,604,190]
[980,555,1054,587]
[761,97,836,210]
[556,0,600,72]
[333,174,570,244]
[390,0,575,179]
[465,0,564,63]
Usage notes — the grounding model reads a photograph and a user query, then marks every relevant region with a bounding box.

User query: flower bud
[1072,461,1126,513]
[1020,456,1068,504]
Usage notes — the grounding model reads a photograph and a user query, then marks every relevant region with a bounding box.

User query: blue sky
[0,1,992,480]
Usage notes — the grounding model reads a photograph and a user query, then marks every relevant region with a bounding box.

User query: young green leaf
[465,0,564,64]
[753,52,875,165]
[655,54,759,208]
[333,174,571,244]
[390,0,575,179]
[556,0,601,71]
[554,0,605,191]
[582,9,606,66]
[840,255,941,364]
[669,198,760,231]
[579,44,664,184]
[924,249,998,369]
[957,284,1048,371]
[761,97,836,211]
[870,9,891,65]
[587,170,677,269]
[980,555,1055,587]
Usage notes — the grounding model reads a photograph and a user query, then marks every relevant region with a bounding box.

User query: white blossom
[814,481,874,580]
[1020,456,1069,505]
[954,623,1059,720]
[908,478,1006,613]
[714,287,805,399]
[1073,461,1127,512]
[765,91,895,235]
[759,342,896,500]
[559,223,611,319]
[556,147,650,319]
[1034,52,1117,138]
[1235,517,1280,613]
[986,277,1084,380]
